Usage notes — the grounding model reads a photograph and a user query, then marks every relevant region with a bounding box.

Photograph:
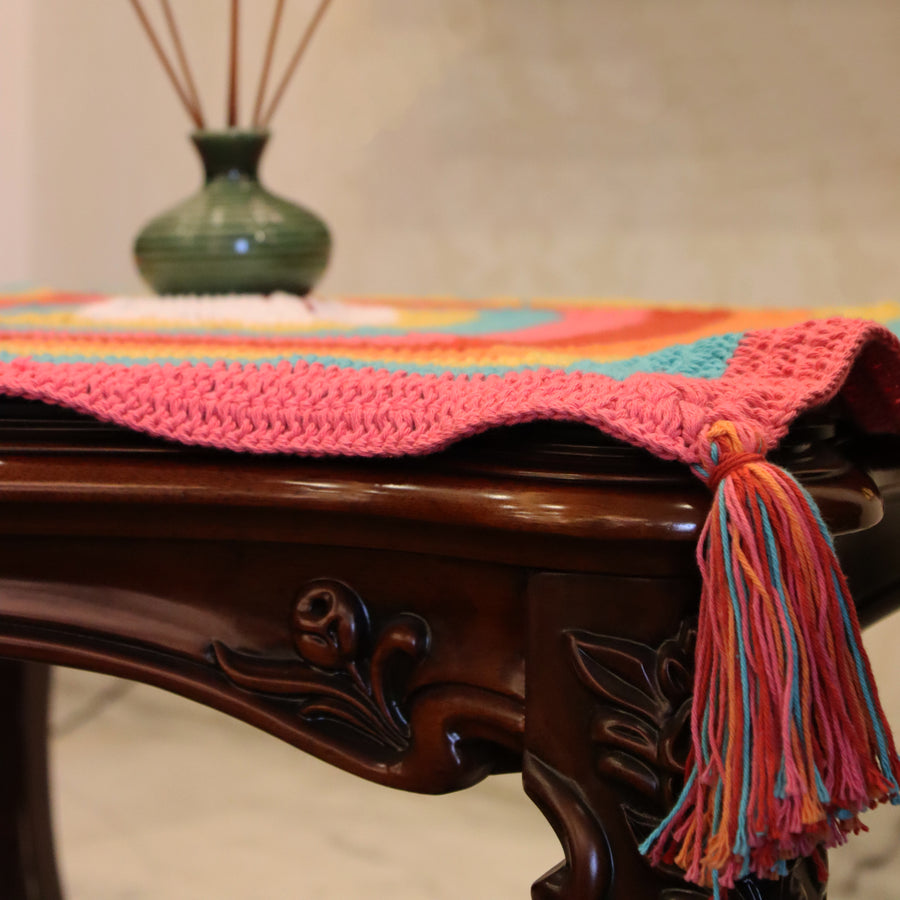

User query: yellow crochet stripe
[1,301,898,368]
[0,305,481,335]
[2,298,899,370]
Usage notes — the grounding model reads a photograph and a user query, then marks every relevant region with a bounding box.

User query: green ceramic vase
[134,130,331,296]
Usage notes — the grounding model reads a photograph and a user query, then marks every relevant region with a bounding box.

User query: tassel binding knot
[639,421,900,897]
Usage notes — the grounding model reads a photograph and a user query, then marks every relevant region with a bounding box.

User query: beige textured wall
[24,0,900,304]
[0,0,33,284]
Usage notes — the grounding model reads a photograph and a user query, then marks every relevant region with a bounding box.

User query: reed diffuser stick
[129,0,204,128]
[260,0,333,128]
[227,0,240,127]
[160,0,205,128]
[252,0,286,128]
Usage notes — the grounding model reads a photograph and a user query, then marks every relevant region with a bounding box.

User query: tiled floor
[49,606,900,899]
[50,668,558,900]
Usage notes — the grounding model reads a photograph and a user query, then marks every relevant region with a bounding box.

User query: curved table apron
[0,402,898,900]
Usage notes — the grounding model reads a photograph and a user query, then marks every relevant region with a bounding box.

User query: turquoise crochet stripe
[0,332,744,382]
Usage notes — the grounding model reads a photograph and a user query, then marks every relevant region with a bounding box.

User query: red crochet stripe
[0,318,897,460]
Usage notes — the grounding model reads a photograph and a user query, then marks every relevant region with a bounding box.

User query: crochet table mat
[1,290,900,462]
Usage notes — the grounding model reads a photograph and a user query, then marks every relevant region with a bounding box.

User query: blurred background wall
[2,0,899,304]
[0,0,34,285]
[3,1,900,897]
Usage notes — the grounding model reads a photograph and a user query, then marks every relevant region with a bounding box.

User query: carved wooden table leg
[524,572,827,900]
[0,659,62,900]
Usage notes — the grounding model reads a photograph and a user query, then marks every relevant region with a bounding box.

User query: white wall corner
[0,0,34,286]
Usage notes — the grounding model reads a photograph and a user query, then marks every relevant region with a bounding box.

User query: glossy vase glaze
[134,130,331,296]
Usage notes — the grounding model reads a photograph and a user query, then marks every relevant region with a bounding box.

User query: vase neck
[191,131,270,183]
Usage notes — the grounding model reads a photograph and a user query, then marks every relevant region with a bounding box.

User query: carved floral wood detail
[568,621,695,819]
[212,579,429,751]
[567,623,827,900]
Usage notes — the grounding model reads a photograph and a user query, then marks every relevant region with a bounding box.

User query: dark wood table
[0,398,897,899]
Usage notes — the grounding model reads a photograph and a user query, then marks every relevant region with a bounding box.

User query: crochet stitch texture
[0,292,898,461]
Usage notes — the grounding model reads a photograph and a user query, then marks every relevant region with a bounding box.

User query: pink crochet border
[1,318,898,463]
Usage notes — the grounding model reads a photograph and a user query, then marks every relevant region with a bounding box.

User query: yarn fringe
[639,421,900,896]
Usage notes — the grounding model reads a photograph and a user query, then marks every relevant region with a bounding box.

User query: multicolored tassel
[639,421,900,896]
